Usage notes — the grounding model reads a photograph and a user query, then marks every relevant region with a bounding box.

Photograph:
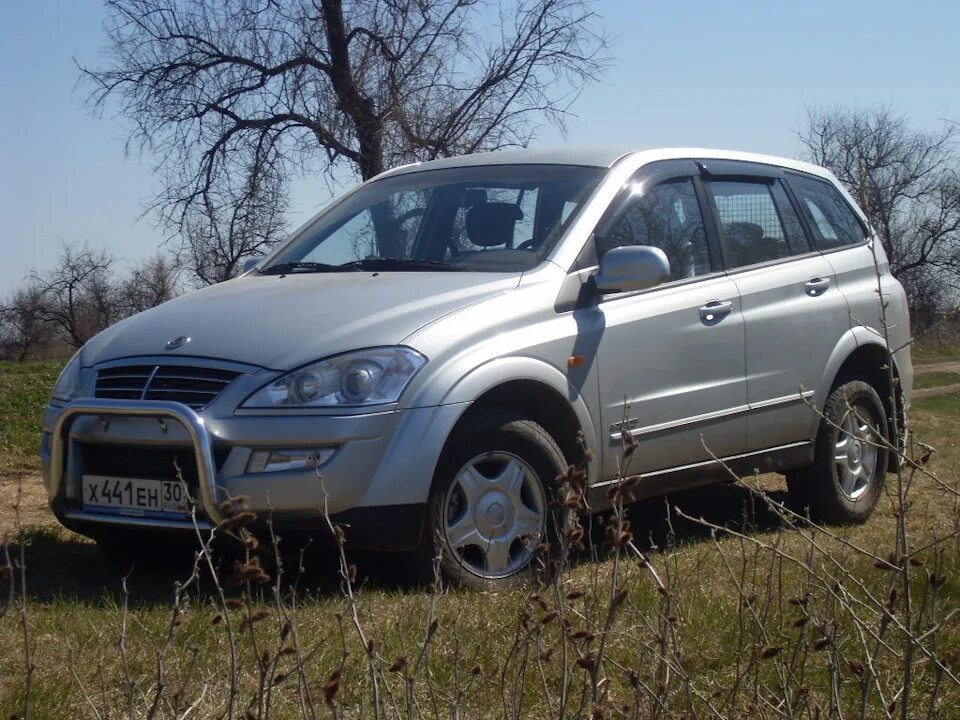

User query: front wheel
[787,380,889,524]
[424,412,566,590]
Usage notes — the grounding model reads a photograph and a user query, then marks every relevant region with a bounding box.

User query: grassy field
[1,359,959,718]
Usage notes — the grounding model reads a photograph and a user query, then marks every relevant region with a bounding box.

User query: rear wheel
[787,380,888,524]
[424,412,566,590]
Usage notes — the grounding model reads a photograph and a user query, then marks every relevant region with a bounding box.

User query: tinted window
[706,180,796,268]
[599,178,711,281]
[788,174,866,250]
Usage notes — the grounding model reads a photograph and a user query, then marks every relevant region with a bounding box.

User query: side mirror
[593,245,671,294]
[240,256,262,276]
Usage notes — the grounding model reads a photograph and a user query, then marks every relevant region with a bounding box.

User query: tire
[423,411,568,590]
[787,380,888,524]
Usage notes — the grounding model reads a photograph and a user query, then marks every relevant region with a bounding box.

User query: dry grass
[1,364,959,718]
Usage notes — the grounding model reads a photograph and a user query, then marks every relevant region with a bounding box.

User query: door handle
[805,277,831,296]
[700,299,733,325]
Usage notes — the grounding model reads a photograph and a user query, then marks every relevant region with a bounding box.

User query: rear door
[592,163,748,478]
[785,172,879,334]
[699,162,849,450]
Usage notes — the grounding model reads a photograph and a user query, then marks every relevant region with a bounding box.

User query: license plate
[82,475,190,519]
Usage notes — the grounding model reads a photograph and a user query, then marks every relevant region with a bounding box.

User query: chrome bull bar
[49,399,224,527]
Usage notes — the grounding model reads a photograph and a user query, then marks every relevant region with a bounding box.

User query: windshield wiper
[259,261,349,275]
[339,257,471,272]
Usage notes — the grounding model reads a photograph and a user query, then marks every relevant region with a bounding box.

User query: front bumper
[42,398,467,550]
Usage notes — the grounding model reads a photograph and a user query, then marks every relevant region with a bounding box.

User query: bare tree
[0,283,50,361]
[120,253,180,312]
[799,106,960,325]
[29,243,118,349]
[80,0,610,257]
[177,161,288,285]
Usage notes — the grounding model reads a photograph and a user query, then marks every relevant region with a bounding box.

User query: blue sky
[1,0,957,294]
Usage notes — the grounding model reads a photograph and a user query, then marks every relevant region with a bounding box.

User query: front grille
[80,443,224,484]
[95,364,243,409]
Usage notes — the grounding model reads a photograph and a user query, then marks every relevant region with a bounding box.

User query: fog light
[247,448,336,474]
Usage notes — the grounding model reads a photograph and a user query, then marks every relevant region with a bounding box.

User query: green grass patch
[914,370,960,389]
[0,361,61,471]
[913,391,960,420]
[913,341,960,364]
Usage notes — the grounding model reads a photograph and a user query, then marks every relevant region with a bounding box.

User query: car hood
[82,271,520,370]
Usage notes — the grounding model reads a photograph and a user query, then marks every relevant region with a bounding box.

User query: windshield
[263,164,604,273]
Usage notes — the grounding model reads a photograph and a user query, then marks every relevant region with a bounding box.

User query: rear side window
[599,178,711,281]
[705,179,806,268]
[788,174,867,250]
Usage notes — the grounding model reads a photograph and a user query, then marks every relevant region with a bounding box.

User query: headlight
[51,352,83,402]
[242,347,427,408]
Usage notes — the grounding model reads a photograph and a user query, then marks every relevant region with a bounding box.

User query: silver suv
[41,148,912,588]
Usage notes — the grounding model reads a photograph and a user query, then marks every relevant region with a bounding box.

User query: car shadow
[13,478,791,604]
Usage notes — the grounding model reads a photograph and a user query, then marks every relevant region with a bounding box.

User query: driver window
[301,190,431,264]
[599,177,711,281]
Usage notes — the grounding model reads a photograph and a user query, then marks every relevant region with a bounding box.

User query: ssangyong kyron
[41,148,912,588]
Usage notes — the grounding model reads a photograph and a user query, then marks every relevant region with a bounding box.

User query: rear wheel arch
[826,339,905,467]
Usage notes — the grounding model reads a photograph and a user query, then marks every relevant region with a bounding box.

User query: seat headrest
[466,202,523,248]
[725,222,764,243]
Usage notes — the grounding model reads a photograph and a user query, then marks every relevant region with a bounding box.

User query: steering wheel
[392,208,425,227]
[516,238,537,251]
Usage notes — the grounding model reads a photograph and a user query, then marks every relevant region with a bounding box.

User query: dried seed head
[929,572,947,588]
[389,657,408,673]
[759,646,782,659]
[211,614,223,625]
[813,637,831,651]
[322,669,341,706]
[576,654,597,672]
[538,648,554,662]
[273,672,288,685]
[847,660,864,676]
[232,510,257,525]
[572,629,595,641]
[793,616,809,628]
[280,622,292,642]
[470,664,482,676]
[240,609,271,630]
[565,590,584,601]
[224,598,244,610]
[539,611,558,625]
[279,646,297,657]
[613,588,629,607]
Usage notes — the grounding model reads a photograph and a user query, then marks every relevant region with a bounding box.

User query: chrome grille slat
[94,363,244,410]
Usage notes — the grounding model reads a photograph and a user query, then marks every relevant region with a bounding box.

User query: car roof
[376,146,834,181]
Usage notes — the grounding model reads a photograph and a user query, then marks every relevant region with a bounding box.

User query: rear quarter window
[787,173,867,251]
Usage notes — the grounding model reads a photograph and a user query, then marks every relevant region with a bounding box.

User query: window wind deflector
[338,257,473,272]
[259,261,350,275]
